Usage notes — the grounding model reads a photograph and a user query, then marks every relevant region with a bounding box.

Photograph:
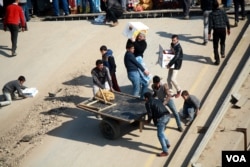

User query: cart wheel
[99,118,120,140]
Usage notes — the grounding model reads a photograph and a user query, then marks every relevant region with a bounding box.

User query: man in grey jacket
[0,76,27,107]
[181,90,200,126]
[151,75,183,132]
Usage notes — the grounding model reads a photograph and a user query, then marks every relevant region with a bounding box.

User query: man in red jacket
[4,0,26,57]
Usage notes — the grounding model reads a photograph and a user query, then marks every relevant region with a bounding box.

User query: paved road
[0,14,247,166]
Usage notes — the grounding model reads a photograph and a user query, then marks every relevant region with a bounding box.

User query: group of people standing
[90,32,201,157]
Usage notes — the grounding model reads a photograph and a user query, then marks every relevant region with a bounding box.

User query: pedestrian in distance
[100,45,121,92]
[102,0,123,27]
[124,43,149,99]
[91,59,113,96]
[53,0,70,16]
[165,34,183,98]
[208,0,230,65]
[181,90,200,126]
[200,0,213,46]
[182,0,190,19]
[151,75,183,132]
[0,76,27,107]
[233,0,245,27]
[18,0,30,22]
[3,0,26,56]
[144,92,171,157]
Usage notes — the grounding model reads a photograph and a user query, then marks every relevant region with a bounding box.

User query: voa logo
[222,151,250,167]
[226,155,246,162]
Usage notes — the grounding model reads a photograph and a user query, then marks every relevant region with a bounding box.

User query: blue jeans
[53,0,69,16]
[157,115,170,153]
[128,71,148,98]
[19,3,30,21]
[183,103,195,121]
[166,98,182,128]
[91,0,100,13]
[224,0,232,7]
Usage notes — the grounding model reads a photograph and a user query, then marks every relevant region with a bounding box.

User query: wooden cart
[77,91,146,140]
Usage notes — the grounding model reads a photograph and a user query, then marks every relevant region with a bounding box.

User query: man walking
[151,75,183,132]
[4,0,26,56]
[201,0,213,45]
[166,34,183,98]
[233,0,245,27]
[208,0,230,65]
[144,92,171,157]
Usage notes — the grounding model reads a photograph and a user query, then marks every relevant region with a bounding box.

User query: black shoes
[178,126,183,132]
[203,41,207,46]
[235,21,238,27]
[214,61,220,65]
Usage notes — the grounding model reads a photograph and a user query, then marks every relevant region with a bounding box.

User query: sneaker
[11,51,17,56]
[110,22,118,27]
[235,21,238,27]
[178,126,183,132]
[214,61,220,65]
[183,15,189,20]
[203,41,207,46]
[157,152,169,157]
[221,55,225,58]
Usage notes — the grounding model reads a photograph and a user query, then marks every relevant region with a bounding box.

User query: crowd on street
[0,0,247,159]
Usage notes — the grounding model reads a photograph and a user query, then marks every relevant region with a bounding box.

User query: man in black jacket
[102,0,123,27]
[144,92,171,157]
[166,34,183,98]
[208,0,230,65]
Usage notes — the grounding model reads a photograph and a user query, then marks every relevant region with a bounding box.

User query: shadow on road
[43,106,159,154]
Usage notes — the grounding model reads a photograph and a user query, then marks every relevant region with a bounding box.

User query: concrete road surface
[0,14,247,167]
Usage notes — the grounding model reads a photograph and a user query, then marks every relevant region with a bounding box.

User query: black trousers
[233,0,245,22]
[213,28,226,63]
[106,9,122,23]
[182,0,190,16]
[7,24,19,53]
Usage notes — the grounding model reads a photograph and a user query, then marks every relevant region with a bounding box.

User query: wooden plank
[77,104,100,111]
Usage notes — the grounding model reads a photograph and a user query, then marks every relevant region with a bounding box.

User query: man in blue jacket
[124,43,149,98]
